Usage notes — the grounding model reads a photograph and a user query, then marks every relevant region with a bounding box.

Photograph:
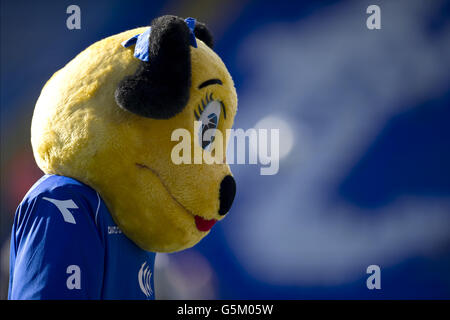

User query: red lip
[195,216,217,232]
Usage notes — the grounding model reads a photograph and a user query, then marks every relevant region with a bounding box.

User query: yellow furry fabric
[31,27,238,252]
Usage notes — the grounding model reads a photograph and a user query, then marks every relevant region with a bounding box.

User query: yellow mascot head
[31,15,237,252]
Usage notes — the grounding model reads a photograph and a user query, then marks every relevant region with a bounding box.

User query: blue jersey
[8,174,156,300]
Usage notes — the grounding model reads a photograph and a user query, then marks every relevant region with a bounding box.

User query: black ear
[115,15,192,119]
[194,21,214,49]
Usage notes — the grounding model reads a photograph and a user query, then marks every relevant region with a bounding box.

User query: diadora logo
[43,197,78,224]
[138,261,153,299]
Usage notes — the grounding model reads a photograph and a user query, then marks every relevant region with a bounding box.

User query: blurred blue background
[1,0,450,299]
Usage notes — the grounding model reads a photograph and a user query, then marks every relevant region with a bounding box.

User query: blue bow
[122,17,198,62]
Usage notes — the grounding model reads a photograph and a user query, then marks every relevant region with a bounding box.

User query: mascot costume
[8,15,237,299]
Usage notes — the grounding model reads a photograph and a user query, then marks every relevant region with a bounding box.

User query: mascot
[8,15,237,299]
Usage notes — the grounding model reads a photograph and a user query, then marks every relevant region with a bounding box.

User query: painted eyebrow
[198,78,223,89]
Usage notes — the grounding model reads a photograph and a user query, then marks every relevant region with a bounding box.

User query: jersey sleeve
[8,186,105,300]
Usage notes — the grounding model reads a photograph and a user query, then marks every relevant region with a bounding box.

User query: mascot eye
[195,93,222,151]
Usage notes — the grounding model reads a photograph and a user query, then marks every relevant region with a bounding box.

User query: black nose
[218,175,236,216]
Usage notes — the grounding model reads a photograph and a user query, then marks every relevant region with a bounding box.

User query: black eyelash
[193,92,227,120]
[201,99,206,112]
[220,101,227,119]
